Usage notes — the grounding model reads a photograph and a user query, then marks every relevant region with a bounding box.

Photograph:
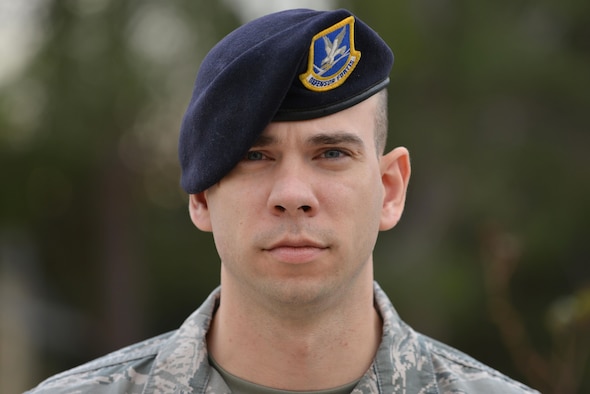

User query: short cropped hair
[374,89,388,154]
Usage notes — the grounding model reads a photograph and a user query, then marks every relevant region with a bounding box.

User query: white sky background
[0,0,45,87]
[0,0,336,87]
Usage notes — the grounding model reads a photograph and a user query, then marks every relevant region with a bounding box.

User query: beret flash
[179,8,394,193]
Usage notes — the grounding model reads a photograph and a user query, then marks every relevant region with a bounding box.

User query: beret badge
[299,16,361,92]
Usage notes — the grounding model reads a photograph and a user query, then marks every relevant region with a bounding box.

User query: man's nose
[267,163,319,217]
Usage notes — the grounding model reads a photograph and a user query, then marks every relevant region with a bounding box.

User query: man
[28,8,539,393]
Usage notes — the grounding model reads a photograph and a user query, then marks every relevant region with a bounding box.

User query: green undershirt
[209,355,360,394]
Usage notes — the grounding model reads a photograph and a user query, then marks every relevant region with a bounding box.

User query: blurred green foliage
[0,0,588,392]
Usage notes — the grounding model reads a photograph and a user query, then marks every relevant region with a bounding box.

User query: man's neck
[206,273,381,391]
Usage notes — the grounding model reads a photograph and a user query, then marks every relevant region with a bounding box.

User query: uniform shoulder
[26,331,175,393]
[421,335,540,393]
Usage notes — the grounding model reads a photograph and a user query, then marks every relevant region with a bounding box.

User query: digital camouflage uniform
[27,283,539,393]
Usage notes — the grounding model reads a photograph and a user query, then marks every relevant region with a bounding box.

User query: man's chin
[258,277,343,310]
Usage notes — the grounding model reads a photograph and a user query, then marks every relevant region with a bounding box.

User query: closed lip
[263,238,329,263]
[264,238,328,251]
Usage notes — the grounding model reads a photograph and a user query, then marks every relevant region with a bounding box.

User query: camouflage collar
[143,283,438,393]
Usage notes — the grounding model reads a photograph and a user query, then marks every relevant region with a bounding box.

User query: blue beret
[179,8,394,193]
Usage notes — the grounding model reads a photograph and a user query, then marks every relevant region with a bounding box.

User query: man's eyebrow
[251,134,278,147]
[307,132,365,149]
[251,132,365,149]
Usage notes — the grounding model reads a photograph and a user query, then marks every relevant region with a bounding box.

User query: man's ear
[379,147,411,231]
[189,192,213,232]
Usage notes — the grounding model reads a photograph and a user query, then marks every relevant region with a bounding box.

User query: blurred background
[1,0,588,392]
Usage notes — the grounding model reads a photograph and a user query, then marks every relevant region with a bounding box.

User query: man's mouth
[264,239,328,264]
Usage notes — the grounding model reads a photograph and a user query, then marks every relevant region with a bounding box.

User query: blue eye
[245,151,265,161]
[322,149,345,159]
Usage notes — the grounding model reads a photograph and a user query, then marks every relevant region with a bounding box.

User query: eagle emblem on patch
[299,16,361,92]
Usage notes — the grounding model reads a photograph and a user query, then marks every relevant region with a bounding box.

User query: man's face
[190,94,410,307]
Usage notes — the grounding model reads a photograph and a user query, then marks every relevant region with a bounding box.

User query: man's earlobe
[379,147,411,231]
[189,193,213,232]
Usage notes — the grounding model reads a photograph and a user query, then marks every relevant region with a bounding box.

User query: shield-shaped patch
[299,16,361,92]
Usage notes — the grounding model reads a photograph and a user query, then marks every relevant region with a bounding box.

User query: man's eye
[245,151,265,161]
[321,149,347,159]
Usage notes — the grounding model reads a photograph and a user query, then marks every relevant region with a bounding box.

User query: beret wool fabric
[179,8,394,193]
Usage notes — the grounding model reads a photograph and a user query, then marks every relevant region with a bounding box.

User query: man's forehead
[255,92,379,147]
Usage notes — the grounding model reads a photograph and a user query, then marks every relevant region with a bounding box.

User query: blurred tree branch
[481,224,590,394]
